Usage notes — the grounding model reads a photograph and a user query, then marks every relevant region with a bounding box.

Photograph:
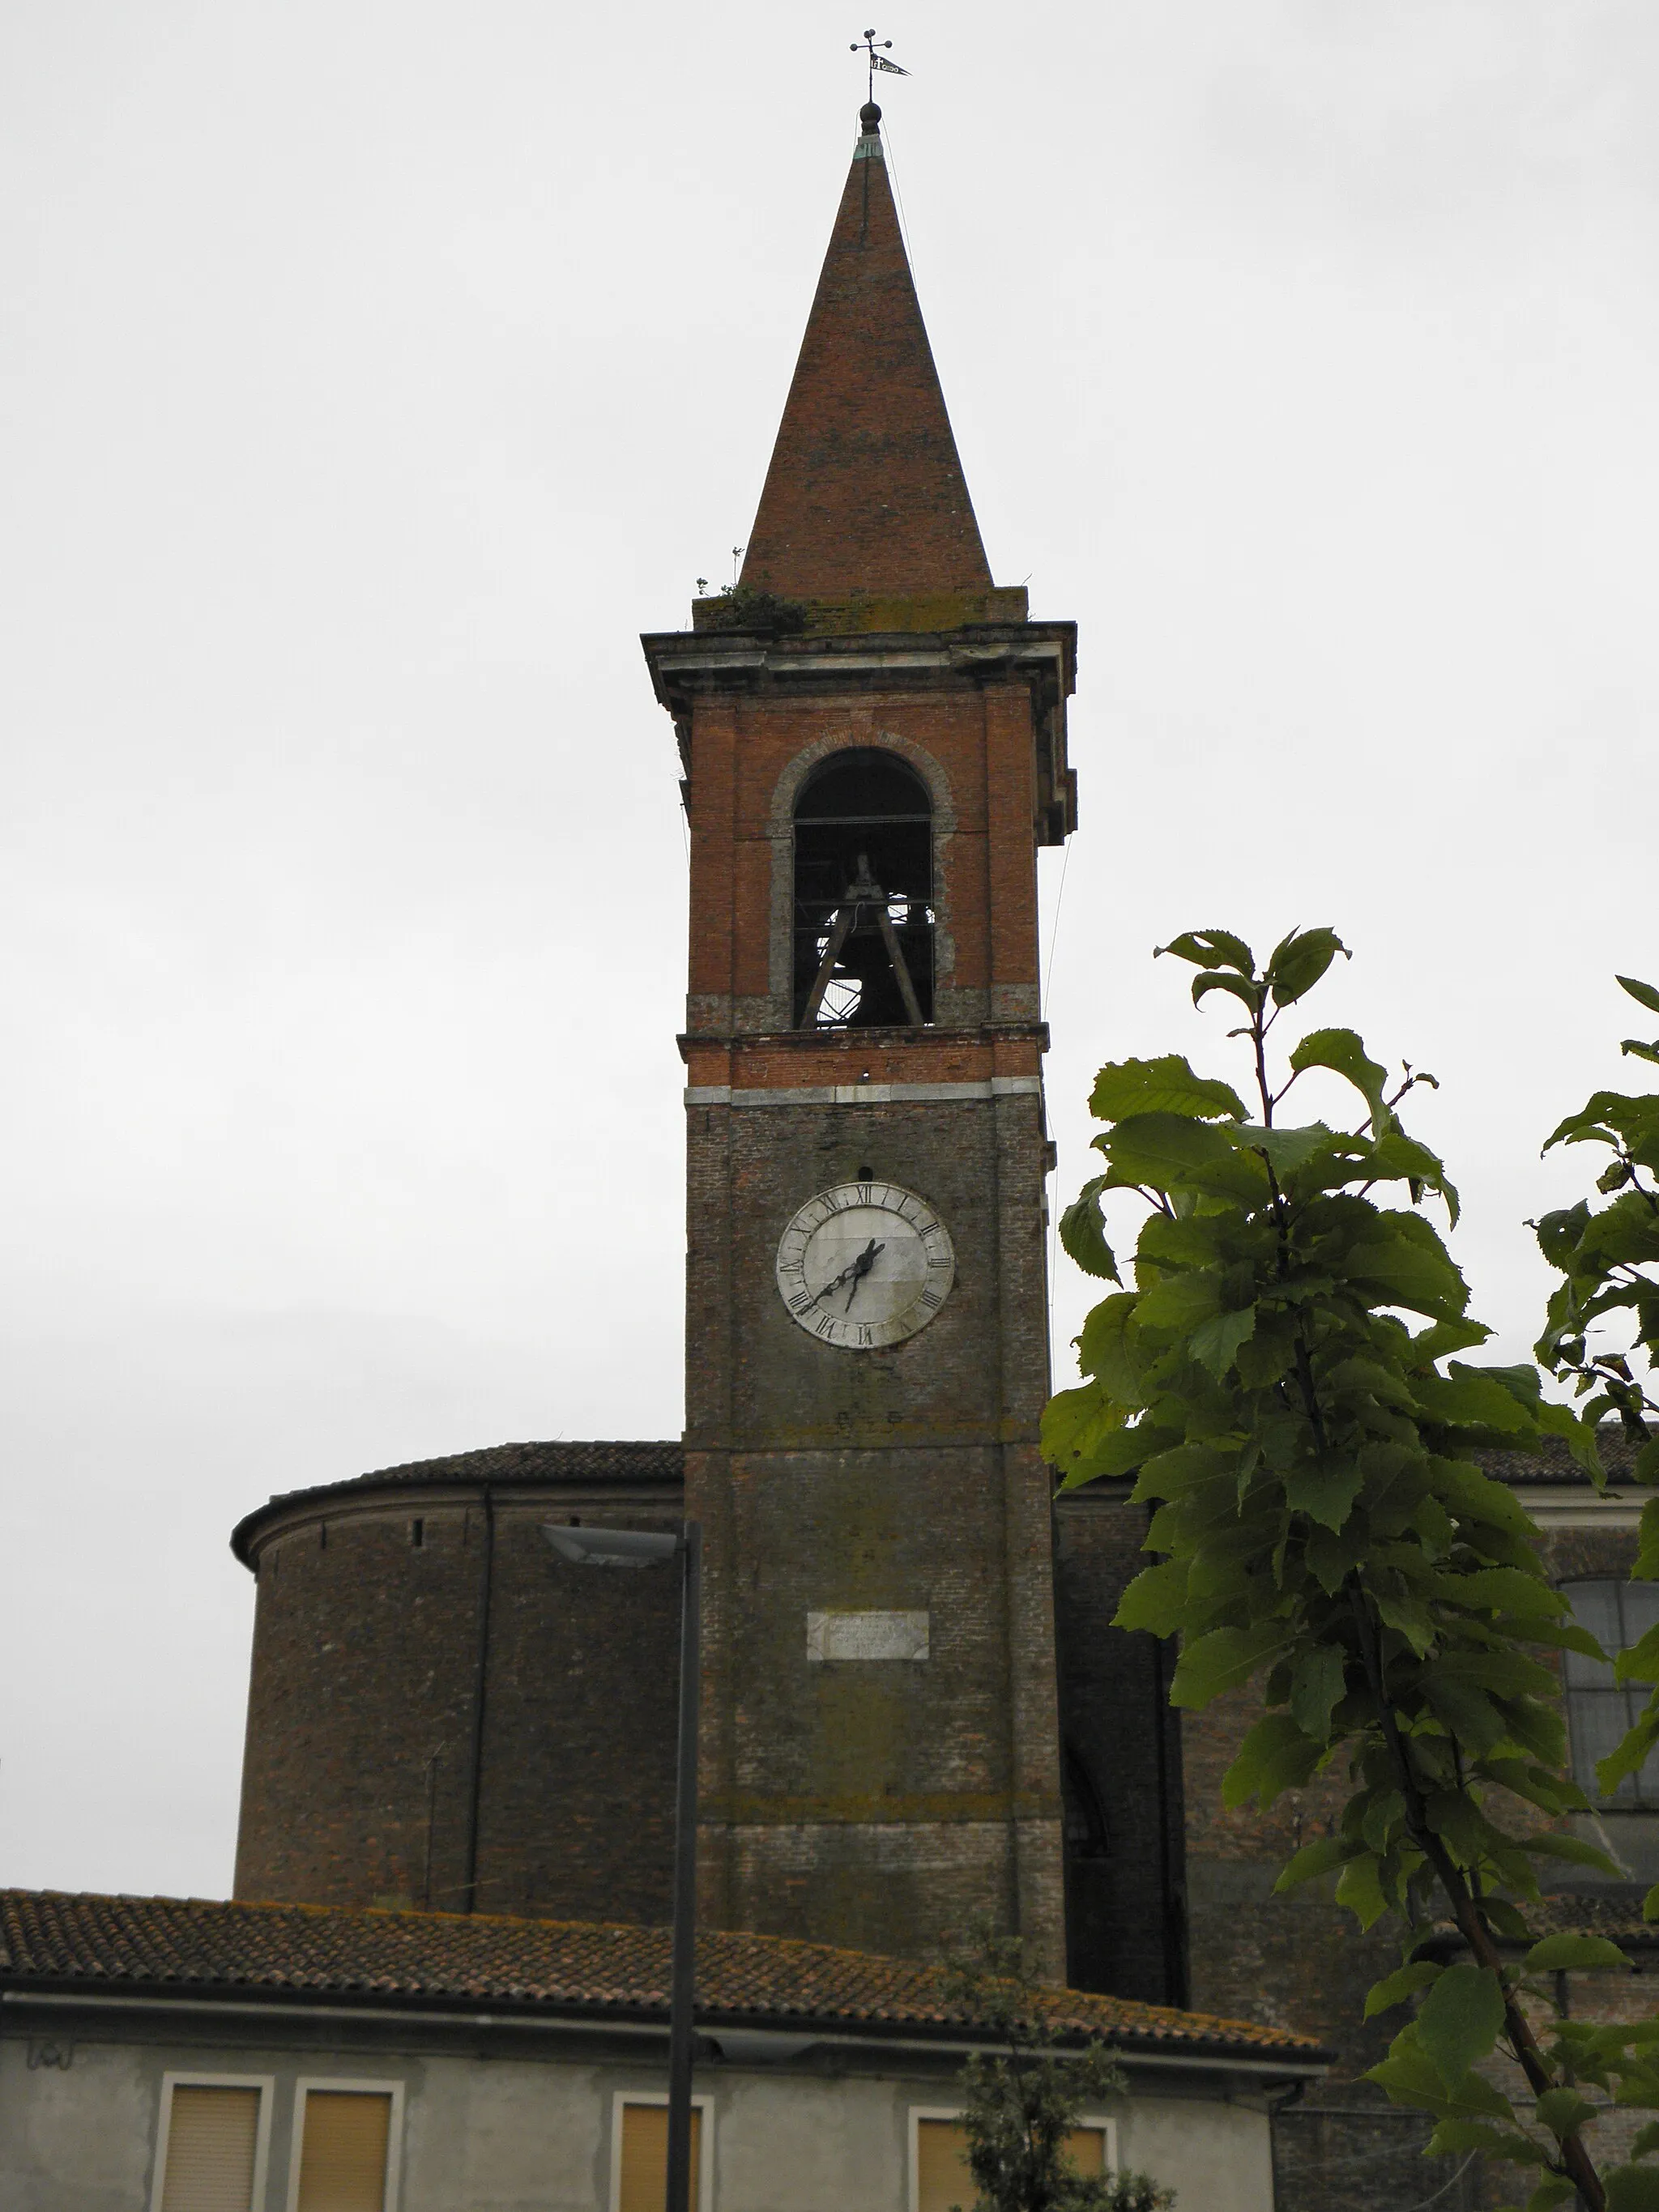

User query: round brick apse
[229,1442,686,1923]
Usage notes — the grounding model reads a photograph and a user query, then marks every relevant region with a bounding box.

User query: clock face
[775,1180,956,1351]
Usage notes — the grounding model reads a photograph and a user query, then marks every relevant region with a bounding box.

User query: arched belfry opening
[792,749,934,1028]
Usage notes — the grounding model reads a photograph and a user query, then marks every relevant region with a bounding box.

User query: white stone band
[685,1076,1043,1108]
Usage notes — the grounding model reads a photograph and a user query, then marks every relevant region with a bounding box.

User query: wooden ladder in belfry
[801,852,925,1026]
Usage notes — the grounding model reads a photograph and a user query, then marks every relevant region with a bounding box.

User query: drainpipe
[461,1488,496,1914]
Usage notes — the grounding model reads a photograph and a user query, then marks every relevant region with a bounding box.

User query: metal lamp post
[542,1519,702,2212]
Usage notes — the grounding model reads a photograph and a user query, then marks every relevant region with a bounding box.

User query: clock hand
[813,1238,877,1304]
[812,1237,883,1308]
[843,1238,885,1313]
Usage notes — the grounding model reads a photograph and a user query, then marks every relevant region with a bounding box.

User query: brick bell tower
[642,101,1078,1976]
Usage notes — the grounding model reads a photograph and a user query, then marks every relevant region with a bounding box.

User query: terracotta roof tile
[1474,1432,1644,1485]
[740,109,992,603]
[0,1890,1322,2061]
[231,1440,683,1562]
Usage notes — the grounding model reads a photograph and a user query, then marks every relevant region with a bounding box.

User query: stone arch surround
[762,727,962,1031]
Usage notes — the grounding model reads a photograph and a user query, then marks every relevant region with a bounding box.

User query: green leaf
[1103,1112,1245,1188]
[1222,1711,1323,1809]
[1413,1363,1537,1436]
[1619,975,1659,1016]
[1415,1963,1506,2085]
[1441,1566,1563,1621]
[1133,1441,1237,1502]
[1618,1625,1659,1686]
[1525,1934,1631,1975]
[1170,1622,1288,1708]
[1524,2182,1580,2212]
[1365,1960,1442,2018]
[1597,1709,1659,1798]
[1155,929,1255,975]
[1087,1055,1247,1125]
[1289,1644,1348,1743]
[1113,1559,1190,1638]
[1410,1317,1495,1366]
[1533,2086,1600,2142]
[1041,1382,1147,1488]
[1266,927,1350,1008]
[1366,2026,1513,2117]
[1275,1833,1363,1892]
[1335,1852,1389,1930]
[1237,1122,1338,1175]
[1346,1223,1471,1321]
[1367,1129,1461,1221]
[1058,1177,1120,1281]
[1284,1453,1365,1532]
[1192,970,1262,1013]
[1188,1305,1258,1378]
[1290,1025,1388,1123]
[1422,2119,1539,2162]
[1135,1271,1224,1335]
[1525,1832,1624,1877]
[1607,2169,1659,2212]
[1074,1294,1143,1400]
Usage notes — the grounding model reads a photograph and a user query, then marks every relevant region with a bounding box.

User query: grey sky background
[2,1,1655,1899]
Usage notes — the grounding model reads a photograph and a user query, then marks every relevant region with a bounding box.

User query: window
[151,2076,271,2212]
[1563,1579,1659,1806]
[288,2082,402,2212]
[612,2094,712,2212]
[1063,1743,1111,1861]
[793,749,933,1028]
[910,2108,1115,2212]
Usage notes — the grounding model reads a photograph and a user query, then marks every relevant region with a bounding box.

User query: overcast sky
[2,1,1656,1900]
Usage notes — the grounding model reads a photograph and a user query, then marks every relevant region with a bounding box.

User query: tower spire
[738,104,993,604]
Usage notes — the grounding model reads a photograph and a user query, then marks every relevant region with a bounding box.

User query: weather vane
[851,28,910,104]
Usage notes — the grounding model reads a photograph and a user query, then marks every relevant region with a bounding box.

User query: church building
[228,93,1182,2012]
[15,92,1649,2212]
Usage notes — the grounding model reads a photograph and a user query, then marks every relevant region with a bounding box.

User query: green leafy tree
[1534,974,1659,1862]
[1041,928,1659,2212]
[942,1922,1175,2212]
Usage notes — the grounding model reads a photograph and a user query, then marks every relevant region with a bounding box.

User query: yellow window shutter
[915,2116,1106,2210]
[915,2117,974,2212]
[158,2086,261,2212]
[618,2102,702,2212]
[294,2091,393,2212]
[1064,2125,1107,2176]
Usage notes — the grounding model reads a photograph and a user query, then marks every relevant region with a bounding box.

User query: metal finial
[850,28,909,108]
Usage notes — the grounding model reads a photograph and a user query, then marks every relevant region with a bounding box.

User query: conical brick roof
[740,105,992,602]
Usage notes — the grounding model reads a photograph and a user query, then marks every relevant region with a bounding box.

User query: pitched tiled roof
[1424,1890,1659,1951]
[231,1440,684,1562]
[739,108,992,603]
[0,1891,1322,2064]
[1475,1432,1644,1485]
[308,1438,683,1491]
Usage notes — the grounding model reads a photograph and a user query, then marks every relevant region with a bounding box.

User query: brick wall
[1051,1485,1188,2005]
[233,1465,682,1924]
[667,619,1071,1980]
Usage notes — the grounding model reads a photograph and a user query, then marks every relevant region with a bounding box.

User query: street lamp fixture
[542,1518,702,2212]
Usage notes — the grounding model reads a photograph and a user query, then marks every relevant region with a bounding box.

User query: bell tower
[642,103,1078,1975]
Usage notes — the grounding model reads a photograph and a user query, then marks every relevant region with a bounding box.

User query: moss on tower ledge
[691,584,1029,637]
